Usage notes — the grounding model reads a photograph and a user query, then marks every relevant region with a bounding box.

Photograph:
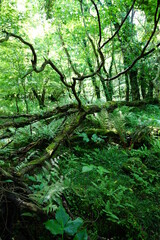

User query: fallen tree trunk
[1,99,159,175]
[0,103,78,129]
[19,110,87,175]
[0,99,159,129]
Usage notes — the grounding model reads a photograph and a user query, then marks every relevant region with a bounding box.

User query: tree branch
[90,0,102,48]
[58,28,81,77]
[0,31,71,88]
[2,31,37,66]
[0,31,84,106]
[0,31,10,42]
[100,0,136,49]
[80,0,99,63]
[19,110,87,174]
[71,0,104,82]
[104,0,160,81]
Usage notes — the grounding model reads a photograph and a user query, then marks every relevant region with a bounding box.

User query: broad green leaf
[82,165,95,173]
[64,218,83,236]
[74,229,88,240]
[44,219,63,235]
[55,206,70,227]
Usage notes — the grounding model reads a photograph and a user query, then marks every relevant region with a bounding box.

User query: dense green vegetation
[0,0,160,239]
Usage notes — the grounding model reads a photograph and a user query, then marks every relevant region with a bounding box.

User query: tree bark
[129,68,140,101]
[32,88,46,109]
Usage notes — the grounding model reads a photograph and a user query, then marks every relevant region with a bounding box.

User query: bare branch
[73,60,104,81]
[73,0,104,82]
[49,33,81,105]
[143,42,160,57]
[71,79,82,108]
[0,31,10,42]
[2,31,37,66]
[90,0,102,48]
[80,0,103,75]
[0,31,83,105]
[105,0,160,81]
[22,69,34,79]
[80,0,110,78]
[80,0,99,60]
[100,0,136,49]
[0,31,71,86]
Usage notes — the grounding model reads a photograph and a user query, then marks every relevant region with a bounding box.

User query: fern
[98,109,126,146]
[109,111,126,145]
[28,157,68,213]
[32,117,66,141]
[131,125,152,148]
[97,109,111,130]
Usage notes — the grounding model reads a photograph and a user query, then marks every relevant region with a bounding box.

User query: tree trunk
[125,74,130,101]
[83,39,101,99]
[139,62,147,99]
[129,68,140,101]
[99,76,111,101]
[147,80,154,100]
[32,88,46,109]
[86,59,101,99]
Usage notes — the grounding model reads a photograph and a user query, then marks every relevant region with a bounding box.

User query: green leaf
[28,176,36,182]
[55,206,70,227]
[64,218,83,236]
[74,229,88,240]
[79,133,90,142]
[97,166,109,175]
[3,179,13,183]
[82,165,95,173]
[0,160,5,166]
[21,212,34,217]
[44,219,63,235]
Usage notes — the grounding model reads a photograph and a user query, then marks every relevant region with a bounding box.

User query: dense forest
[0,0,160,239]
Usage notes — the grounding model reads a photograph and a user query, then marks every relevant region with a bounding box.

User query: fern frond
[28,157,68,213]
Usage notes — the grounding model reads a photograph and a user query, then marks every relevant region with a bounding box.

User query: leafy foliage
[59,140,160,239]
[44,206,88,239]
[28,157,67,213]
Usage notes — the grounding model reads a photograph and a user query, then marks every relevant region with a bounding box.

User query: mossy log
[0,99,159,129]
[0,103,78,129]
[0,167,43,214]
[19,111,86,174]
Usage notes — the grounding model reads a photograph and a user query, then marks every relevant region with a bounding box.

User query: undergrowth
[0,104,160,240]
[59,142,160,240]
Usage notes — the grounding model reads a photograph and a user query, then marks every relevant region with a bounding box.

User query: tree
[0,0,160,238]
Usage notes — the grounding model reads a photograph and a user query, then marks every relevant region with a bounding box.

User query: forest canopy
[0,0,160,239]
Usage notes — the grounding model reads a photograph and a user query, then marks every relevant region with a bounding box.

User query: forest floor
[0,103,160,240]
